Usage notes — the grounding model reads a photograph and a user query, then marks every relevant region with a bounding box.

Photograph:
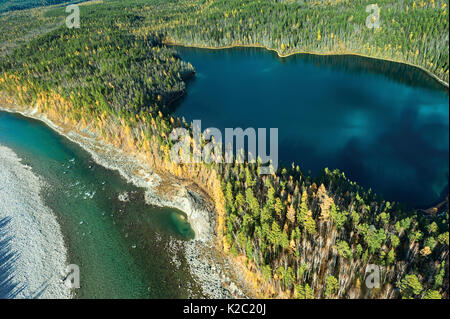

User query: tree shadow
[0,217,27,298]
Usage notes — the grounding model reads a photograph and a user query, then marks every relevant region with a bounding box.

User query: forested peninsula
[0,0,448,299]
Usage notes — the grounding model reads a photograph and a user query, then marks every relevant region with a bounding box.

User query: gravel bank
[0,144,71,299]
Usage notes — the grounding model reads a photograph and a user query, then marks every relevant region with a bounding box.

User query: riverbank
[165,40,449,88]
[0,98,252,299]
[0,144,71,299]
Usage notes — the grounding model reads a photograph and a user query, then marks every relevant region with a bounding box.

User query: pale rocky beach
[0,144,71,299]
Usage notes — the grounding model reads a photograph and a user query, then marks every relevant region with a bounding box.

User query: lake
[173,46,449,207]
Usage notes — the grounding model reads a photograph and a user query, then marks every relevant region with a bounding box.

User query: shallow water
[173,47,449,207]
[0,111,198,298]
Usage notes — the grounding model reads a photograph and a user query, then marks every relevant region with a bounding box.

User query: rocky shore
[0,144,71,299]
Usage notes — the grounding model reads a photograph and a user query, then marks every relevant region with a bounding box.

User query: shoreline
[165,40,449,88]
[0,144,71,299]
[0,102,251,299]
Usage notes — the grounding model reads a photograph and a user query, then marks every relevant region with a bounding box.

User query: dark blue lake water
[173,46,449,207]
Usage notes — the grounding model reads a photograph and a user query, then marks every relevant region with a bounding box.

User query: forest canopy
[0,0,448,299]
